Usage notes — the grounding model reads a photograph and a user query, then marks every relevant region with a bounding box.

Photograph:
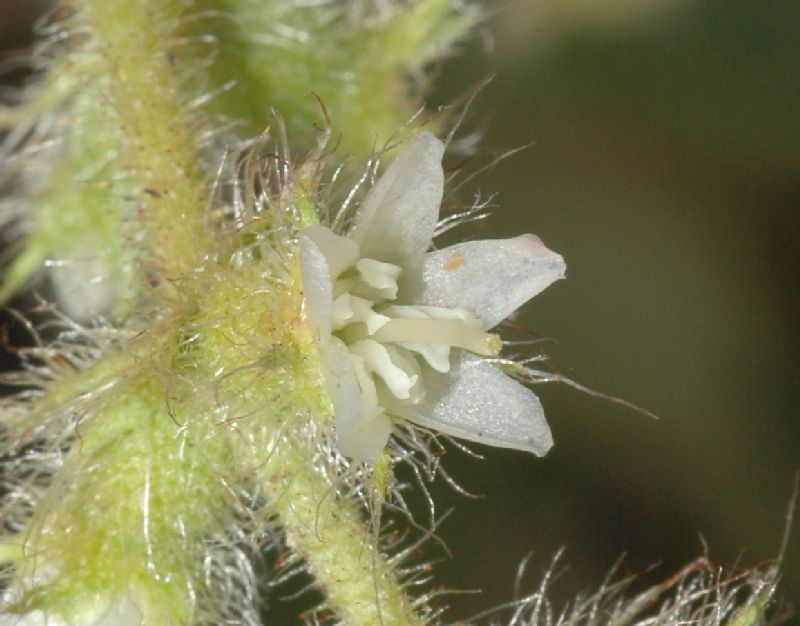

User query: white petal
[300,225,360,279]
[337,412,393,462]
[351,133,445,269]
[324,337,365,438]
[406,352,553,456]
[327,342,394,458]
[407,234,566,329]
[299,232,334,340]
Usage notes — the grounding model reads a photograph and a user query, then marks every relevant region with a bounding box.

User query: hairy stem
[74,0,214,283]
[259,441,425,626]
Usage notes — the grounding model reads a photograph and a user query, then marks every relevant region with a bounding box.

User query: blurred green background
[1,0,798,622]
[428,0,800,619]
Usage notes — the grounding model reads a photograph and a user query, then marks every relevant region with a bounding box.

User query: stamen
[348,340,419,399]
[331,293,355,328]
[395,341,451,373]
[332,293,390,333]
[355,258,401,299]
[349,352,381,416]
[382,304,480,326]
[371,318,502,357]
[311,228,505,411]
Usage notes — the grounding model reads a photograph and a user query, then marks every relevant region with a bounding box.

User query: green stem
[74,0,214,283]
[258,439,426,626]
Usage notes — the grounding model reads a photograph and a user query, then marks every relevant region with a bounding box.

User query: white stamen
[349,296,391,334]
[372,318,501,357]
[349,352,381,417]
[396,341,452,373]
[324,253,501,408]
[332,293,390,334]
[348,340,418,400]
[355,258,401,299]
[383,345,424,404]
[332,293,355,328]
[383,304,480,325]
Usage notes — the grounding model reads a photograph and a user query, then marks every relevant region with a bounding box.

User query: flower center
[329,252,501,414]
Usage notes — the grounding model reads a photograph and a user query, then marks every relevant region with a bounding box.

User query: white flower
[300,133,566,461]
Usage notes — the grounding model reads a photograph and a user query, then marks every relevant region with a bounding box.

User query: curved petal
[324,338,363,430]
[405,352,553,456]
[350,132,444,269]
[300,225,360,279]
[337,413,393,462]
[406,234,566,329]
[325,338,393,462]
[299,231,334,340]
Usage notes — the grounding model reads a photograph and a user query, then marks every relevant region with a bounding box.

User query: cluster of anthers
[300,133,566,461]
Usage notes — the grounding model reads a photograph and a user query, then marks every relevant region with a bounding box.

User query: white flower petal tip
[337,412,394,462]
[412,234,567,329]
[300,134,562,461]
[408,353,554,456]
[351,132,445,269]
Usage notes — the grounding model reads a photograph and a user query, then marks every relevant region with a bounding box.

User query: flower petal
[327,339,394,461]
[407,234,566,329]
[324,337,364,436]
[299,231,335,340]
[351,132,444,269]
[301,225,360,279]
[405,352,553,456]
[337,412,393,462]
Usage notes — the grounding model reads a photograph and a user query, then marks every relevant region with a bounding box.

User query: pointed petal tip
[515,233,567,277]
[337,413,393,462]
[407,131,445,158]
[526,428,554,457]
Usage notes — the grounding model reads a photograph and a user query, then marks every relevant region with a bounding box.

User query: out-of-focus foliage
[0,0,479,319]
[181,0,479,156]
